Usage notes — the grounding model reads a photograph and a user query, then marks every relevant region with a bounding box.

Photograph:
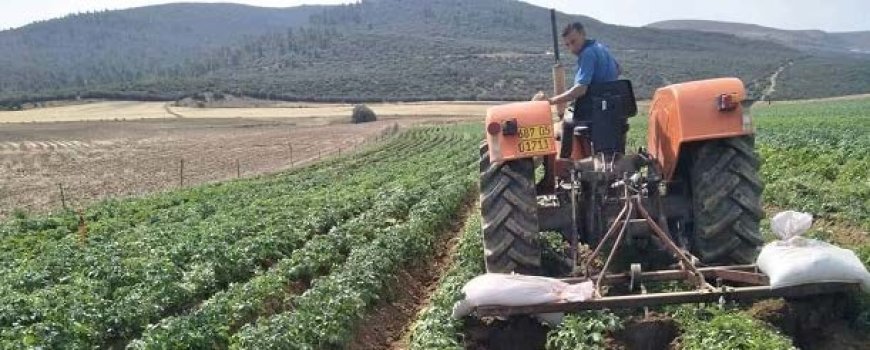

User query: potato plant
[406,214,485,349]
[0,125,481,349]
[130,152,472,348]
[229,168,476,349]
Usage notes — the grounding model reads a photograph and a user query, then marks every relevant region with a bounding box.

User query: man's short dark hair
[562,22,585,37]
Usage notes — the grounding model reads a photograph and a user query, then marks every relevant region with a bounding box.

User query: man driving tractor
[537,22,622,158]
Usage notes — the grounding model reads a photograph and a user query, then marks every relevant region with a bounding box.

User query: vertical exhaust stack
[550,9,567,118]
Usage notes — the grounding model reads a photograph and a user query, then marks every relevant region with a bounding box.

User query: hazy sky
[1,0,868,32]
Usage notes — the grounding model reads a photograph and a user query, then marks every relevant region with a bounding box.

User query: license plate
[518,125,553,153]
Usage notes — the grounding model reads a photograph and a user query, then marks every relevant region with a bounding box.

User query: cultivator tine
[581,197,630,278]
[634,199,712,291]
[594,199,634,297]
[580,174,712,294]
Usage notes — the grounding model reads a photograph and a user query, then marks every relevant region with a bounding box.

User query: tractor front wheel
[479,142,542,274]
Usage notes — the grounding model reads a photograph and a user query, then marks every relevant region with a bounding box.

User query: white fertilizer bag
[757,211,870,292]
[451,273,595,320]
[770,211,813,239]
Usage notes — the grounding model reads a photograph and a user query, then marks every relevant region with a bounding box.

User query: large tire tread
[479,142,542,274]
[690,136,764,264]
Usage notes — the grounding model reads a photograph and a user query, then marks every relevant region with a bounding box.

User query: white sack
[451,273,595,319]
[758,211,870,292]
[757,237,870,292]
[770,211,813,240]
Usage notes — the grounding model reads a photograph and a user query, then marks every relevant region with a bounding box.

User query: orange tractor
[473,11,859,316]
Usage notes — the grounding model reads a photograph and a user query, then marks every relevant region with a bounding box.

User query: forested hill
[1,0,869,107]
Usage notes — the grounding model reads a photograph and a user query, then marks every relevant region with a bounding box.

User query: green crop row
[128,145,474,349]
[0,125,480,349]
[406,213,485,349]
[753,99,870,229]
[673,306,795,350]
[229,166,477,349]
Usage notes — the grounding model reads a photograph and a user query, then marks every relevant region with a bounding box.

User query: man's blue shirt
[575,39,619,86]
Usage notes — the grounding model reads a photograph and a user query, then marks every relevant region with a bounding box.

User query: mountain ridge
[647,19,870,54]
[0,0,868,107]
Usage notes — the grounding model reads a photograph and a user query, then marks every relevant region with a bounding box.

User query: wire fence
[6,122,402,219]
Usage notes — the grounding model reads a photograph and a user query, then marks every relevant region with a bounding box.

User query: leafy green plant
[406,214,485,349]
[229,170,476,349]
[673,307,795,350]
[545,312,622,350]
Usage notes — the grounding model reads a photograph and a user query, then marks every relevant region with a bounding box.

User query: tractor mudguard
[484,101,557,163]
[648,77,753,180]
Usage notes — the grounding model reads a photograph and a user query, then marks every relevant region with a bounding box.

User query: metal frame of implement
[475,267,861,317]
[474,172,862,318]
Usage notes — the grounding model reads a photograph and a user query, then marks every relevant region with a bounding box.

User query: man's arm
[549,48,594,107]
[548,84,587,105]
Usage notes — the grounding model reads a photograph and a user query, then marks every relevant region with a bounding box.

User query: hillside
[0,3,321,95]
[0,0,868,106]
[647,20,870,54]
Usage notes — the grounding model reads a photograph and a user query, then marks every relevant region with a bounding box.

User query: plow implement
[472,177,863,318]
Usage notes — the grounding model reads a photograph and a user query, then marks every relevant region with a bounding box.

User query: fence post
[77,209,88,245]
[179,159,184,187]
[58,183,67,210]
[289,143,294,165]
[236,159,240,178]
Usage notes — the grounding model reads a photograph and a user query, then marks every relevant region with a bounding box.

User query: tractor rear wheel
[479,142,542,274]
[689,136,765,264]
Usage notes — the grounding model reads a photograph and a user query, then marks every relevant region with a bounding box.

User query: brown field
[0,103,480,218]
[0,100,498,123]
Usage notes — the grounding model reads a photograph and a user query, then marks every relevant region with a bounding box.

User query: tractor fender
[648,77,753,181]
[484,101,557,163]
